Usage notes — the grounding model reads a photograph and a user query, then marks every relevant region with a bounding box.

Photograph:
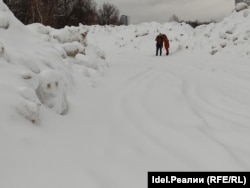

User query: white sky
[96,0,235,24]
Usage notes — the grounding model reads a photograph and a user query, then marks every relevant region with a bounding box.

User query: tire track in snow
[164,62,250,169]
[87,54,250,170]
[159,67,248,169]
[181,80,248,169]
[106,61,247,169]
[111,66,205,169]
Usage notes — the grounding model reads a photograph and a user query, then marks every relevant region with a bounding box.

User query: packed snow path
[82,50,250,173]
[73,46,250,186]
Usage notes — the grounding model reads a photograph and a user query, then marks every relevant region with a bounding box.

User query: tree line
[3,0,121,28]
[169,14,216,28]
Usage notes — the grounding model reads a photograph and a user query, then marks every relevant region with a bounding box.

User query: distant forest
[169,14,216,28]
[3,0,121,28]
[179,19,216,28]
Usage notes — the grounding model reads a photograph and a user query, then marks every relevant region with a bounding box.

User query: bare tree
[69,0,98,26]
[29,0,57,26]
[98,2,120,25]
[55,0,75,28]
[169,14,180,22]
[4,0,120,27]
[4,0,57,26]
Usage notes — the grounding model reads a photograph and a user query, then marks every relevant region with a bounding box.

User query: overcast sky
[96,0,235,24]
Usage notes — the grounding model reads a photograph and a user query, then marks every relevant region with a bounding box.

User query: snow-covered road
[69,48,250,187]
[88,49,250,165]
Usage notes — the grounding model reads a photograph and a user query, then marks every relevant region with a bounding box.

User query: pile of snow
[0,1,107,124]
[81,4,249,59]
[84,8,249,59]
[235,2,249,12]
[192,5,250,56]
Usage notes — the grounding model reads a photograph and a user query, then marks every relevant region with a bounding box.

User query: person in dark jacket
[155,33,163,56]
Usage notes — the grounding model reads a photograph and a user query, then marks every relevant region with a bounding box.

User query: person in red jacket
[162,34,170,55]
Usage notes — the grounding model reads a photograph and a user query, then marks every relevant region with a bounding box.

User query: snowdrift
[0,1,107,124]
[85,5,250,58]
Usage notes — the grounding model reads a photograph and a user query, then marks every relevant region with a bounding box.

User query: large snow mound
[0,1,107,124]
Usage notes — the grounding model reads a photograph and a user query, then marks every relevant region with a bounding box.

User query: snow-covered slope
[193,5,250,56]
[0,2,107,125]
[1,1,250,188]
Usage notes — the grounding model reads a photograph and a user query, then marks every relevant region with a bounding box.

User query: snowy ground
[1,1,250,188]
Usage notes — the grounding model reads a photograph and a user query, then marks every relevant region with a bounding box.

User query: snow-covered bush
[235,3,248,12]
[16,99,41,124]
[52,26,88,44]
[36,70,68,115]
[225,29,234,35]
[21,71,40,89]
[28,23,50,35]
[86,42,106,60]
[0,41,10,62]
[75,53,98,70]
[62,42,85,57]
[80,31,88,47]
[52,44,67,59]
[0,11,9,29]
[135,32,149,38]
[17,87,41,124]
[220,41,227,48]
[210,49,218,55]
